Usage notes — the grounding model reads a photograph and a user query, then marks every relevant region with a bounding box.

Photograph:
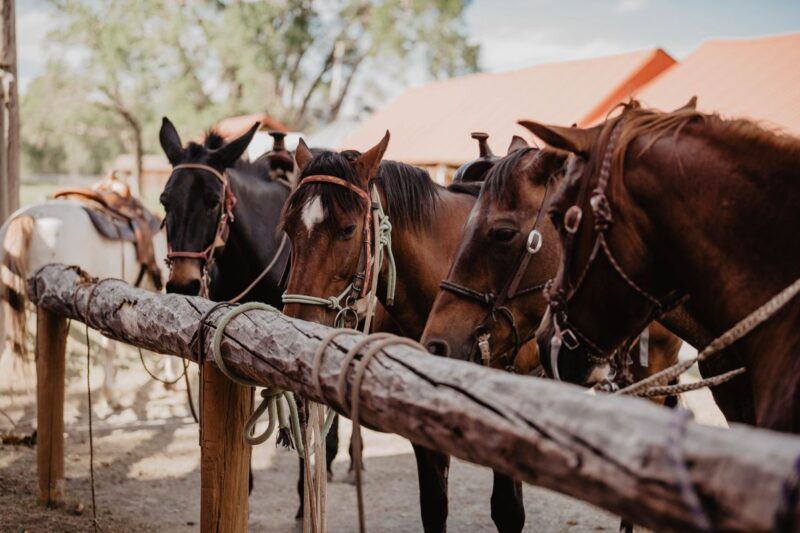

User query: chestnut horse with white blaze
[280,133,539,532]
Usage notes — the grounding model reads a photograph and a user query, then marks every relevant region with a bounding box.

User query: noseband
[164,163,236,265]
[439,172,553,367]
[546,118,683,371]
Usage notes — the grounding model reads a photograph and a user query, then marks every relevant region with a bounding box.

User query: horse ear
[675,96,698,112]
[295,138,313,175]
[210,122,259,168]
[507,135,529,154]
[518,121,599,156]
[353,131,390,185]
[159,117,183,166]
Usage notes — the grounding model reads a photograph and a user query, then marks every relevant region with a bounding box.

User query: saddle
[53,174,163,289]
[452,132,499,184]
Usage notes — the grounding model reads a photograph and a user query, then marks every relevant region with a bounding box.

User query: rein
[438,169,552,367]
[281,175,397,332]
[544,119,684,378]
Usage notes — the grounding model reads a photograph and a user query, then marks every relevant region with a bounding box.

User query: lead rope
[205,302,334,533]
[79,279,115,533]
[617,276,800,398]
[309,328,425,533]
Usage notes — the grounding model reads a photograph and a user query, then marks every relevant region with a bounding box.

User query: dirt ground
[0,335,725,532]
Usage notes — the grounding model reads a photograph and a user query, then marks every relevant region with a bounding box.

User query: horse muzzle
[166,258,204,296]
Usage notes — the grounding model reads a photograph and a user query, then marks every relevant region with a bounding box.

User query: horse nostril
[166,279,202,296]
[426,339,450,357]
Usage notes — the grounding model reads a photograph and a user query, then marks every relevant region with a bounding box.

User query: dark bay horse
[420,139,684,404]
[530,102,800,431]
[158,118,335,517]
[279,133,527,532]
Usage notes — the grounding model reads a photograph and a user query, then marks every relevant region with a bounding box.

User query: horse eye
[338,224,357,240]
[489,227,518,243]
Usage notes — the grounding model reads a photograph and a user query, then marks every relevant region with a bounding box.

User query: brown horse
[420,139,683,398]
[531,102,800,431]
[280,134,527,532]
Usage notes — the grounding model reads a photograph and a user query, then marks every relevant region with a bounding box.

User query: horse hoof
[327,470,333,482]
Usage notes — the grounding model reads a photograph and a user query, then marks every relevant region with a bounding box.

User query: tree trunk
[0,0,19,222]
[28,264,800,532]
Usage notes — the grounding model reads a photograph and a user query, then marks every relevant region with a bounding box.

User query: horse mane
[446,181,482,197]
[483,147,566,203]
[608,101,800,197]
[282,150,440,231]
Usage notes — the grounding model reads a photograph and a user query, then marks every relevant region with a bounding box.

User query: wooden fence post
[35,306,68,506]
[200,362,252,532]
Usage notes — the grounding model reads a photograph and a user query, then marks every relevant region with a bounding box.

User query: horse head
[279,132,389,325]
[421,137,565,368]
[529,104,690,385]
[158,117,259,296]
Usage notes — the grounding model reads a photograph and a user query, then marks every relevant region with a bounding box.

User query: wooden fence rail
[28,264,800,532]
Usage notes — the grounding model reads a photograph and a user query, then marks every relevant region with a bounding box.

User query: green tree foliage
[21,0,479,180]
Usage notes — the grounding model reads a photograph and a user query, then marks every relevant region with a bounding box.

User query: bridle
[439,155,553,368]
[163,164,236,295]
[281,175,396,330]
[545,117,684,377]
[163,162,292,300]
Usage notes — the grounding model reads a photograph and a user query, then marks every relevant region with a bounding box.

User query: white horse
[0,199,173,406]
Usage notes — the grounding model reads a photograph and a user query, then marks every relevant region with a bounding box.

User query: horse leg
[325,414,339,481]
[101,336,120,409]
[412,444,449,533]
[296,457,305,520]
[490,470,525,532]
[345,427,366,484]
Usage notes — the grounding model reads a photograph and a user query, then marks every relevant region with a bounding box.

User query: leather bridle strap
[438,173,554,364]
[548,117,680,360]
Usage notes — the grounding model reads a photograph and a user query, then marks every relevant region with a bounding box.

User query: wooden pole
[199,362,252,533]
[0,0,19,222]
[28,265,800,532]
[35,306,67,506]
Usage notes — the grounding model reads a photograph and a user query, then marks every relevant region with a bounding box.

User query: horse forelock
[203,129,226,150]
[484,147,564,208]
[281,151,439,233]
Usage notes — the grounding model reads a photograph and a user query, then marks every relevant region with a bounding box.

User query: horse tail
[1,214,34,359]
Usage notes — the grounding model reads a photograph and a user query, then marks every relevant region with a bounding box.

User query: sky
[16,0,800,92]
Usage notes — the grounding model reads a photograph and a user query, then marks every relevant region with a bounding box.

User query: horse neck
[376,188,476,339]
[631,132,800,428]
[210,172,288,305]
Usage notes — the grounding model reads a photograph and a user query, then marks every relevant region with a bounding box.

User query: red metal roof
[342,49,675,166]
[632,34,800,136]
[213,113,288,141]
